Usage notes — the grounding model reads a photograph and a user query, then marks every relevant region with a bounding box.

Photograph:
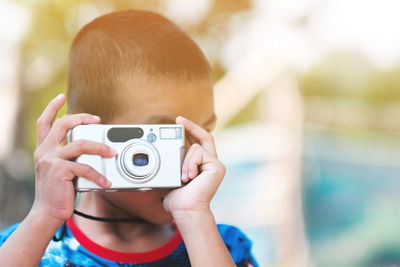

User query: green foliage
[301,50,400,105]
[300,50,376,99]
[365,68,400,105]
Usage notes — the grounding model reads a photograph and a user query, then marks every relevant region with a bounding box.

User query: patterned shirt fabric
[0,218,258,266]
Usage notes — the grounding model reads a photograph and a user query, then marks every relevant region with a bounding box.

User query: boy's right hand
[31,94,115,224]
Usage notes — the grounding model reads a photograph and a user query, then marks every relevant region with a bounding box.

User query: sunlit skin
[74,76,217,252]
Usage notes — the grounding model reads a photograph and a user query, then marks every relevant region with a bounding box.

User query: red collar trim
[66,218,183,263]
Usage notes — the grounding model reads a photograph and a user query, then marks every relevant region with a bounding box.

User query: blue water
[304,159,400,241]
[216,132,400,266]
[303,133,400,266]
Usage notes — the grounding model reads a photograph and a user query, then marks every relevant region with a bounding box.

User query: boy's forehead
[115,76,215,126]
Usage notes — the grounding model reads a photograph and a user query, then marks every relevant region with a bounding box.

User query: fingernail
[106,179,112,187]
[188,171,193,179]
[110,148,117,155]
[55,93,64,100]
[182,172,186,180]
[177,116,185,122]
[92,115,100,120]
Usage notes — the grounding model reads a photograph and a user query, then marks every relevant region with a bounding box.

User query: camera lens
[118,139,160,182]
[132,153,148,167]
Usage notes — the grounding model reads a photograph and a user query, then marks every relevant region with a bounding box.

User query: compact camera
[67,124,185,191]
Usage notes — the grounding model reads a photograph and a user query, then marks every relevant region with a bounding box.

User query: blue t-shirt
[0,218,258,266]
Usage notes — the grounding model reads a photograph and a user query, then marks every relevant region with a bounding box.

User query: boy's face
[96,76,216,224]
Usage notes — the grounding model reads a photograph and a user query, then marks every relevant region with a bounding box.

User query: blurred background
[1,0,400,266]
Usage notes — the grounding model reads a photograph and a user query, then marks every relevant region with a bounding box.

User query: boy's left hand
[163,116,226,217]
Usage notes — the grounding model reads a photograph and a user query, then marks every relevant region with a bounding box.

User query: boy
[0,10,258,266]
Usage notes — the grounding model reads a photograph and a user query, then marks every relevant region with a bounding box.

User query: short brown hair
[67,10,212,121]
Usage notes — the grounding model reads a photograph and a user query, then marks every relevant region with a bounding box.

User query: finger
[44,113,100,147]
[186,145,204,180]
[176,116,217,157]
[66,161,111,188]
[185,132,198,146]
[181,144,197,182]
[181,143,203,182]
[57,140,116,160]
[36,94,66,146]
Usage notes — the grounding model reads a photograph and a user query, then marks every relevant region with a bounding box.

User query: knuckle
[51,158,63,169]
[76,113,91,123]
[54,115,71,127]
[81,164,93,174]
[74,140,89,153]
[181,161,187,168]
[36,156,58,173]
[221,164,226,173]
[53,117,62,127]
[189,165,197,173]
[203,134,213,144]
[75,139,85,146]
[96,174,104,183]
[33,149,42,162]
[35,154,48,167]
[36,117,43,127]
[85,166,99,179]
[191,143,201,149]
[75,139,86,149]
[99,144,109,154]
[34,158,43,172]
[88,169,102,182]
[218,162,226,175]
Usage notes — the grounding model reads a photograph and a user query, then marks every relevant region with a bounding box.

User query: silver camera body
[67,124,185,191]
